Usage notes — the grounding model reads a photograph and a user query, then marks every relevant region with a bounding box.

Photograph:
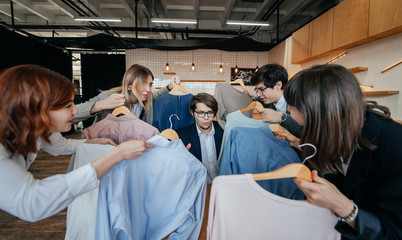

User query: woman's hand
[90,140,154,179]
[168,75,181,90]
[295,170,356,225]
[114,140,155,161]
[91,93,125,113]
[85,138,117,146]
[275,130,300,148]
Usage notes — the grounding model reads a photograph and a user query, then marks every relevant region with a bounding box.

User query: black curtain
[80,53,125,126]
[0,27,72,79]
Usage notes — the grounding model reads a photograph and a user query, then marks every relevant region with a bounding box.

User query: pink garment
[82,114,159,144]
[207,174,341,240]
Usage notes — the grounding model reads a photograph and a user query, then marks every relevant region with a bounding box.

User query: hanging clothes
[95,135,207,240]
[207,174,341,240]
[217,110,270,165]
[214,82,254,129]
[82,113,159,144]
[219,126,304,200]
[152,93,194,132]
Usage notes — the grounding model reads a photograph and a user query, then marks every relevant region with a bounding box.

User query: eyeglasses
[194,111,215,118]
[253,86,268,95]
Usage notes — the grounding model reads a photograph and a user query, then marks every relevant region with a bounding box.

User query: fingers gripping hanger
[230,79,246,91]
[112,106,131,116]
[240,101,264,120]
[252,143,317,182]
[160,114,180,140]
[169,84,189,94]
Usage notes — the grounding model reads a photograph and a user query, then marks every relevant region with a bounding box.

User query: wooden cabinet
[309,9,334,57]
[332,0,370,49]
[369,0,402,38]
[291,24,310,64]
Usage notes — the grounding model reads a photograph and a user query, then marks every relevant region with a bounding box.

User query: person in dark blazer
[177,93,224,183]
[276,64,402,239]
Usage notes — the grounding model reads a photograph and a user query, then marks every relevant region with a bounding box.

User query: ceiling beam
[220,0,236,27]
[0,5,23,21]
[193,0,199,20]
[47,0,75,18]
[121,0,143,25]
[12,0,52,21]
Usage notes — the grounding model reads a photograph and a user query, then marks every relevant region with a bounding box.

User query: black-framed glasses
[194,111,215,118]
[253,86,269,95]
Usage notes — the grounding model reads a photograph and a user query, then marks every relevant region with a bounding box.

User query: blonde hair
[109,64,154,115]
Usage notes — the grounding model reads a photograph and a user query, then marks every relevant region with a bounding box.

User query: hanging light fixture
[165,51,170,71]
[255,52,259,73]
[219,51,224,74]
[190,51,196,72]
[234,52,239,73]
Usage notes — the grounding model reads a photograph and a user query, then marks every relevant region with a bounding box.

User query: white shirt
[274,95,287,113]
[0,133,97,222]
[196,123,218,183]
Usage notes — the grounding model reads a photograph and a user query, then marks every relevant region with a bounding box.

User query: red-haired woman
[0,64,153,222]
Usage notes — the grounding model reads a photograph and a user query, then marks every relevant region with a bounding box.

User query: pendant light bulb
[191,63,196,72]
[255,66,259,72]
[235,65,239,73]
[165,63,170,71]
[219,64,223,73]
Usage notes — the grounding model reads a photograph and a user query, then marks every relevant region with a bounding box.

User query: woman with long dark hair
[277,64,402,239]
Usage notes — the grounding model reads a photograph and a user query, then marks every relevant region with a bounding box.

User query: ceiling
[0,0,340,51]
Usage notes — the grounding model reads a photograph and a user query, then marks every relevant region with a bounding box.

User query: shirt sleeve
[0,152,98,222]
[42,133,86,156]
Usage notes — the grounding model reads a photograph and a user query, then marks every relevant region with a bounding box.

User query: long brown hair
[284,64,375,173]
[109,64,154,115]
[0,64,75,156]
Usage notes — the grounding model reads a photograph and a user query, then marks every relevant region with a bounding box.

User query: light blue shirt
[196,123,218,183]
[218,126,305,200]
[95,135,207,240]
[274,95,287,113]
[218,110,271,164]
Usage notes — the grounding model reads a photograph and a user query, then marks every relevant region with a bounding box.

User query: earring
[128,87,131,91]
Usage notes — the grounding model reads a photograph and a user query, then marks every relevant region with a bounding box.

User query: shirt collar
[196,122,215,137]
[274,95,287,113]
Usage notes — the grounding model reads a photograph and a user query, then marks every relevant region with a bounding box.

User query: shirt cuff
[65,163,98,197]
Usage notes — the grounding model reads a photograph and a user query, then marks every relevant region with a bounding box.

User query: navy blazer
[325,112,402,239]
[176,121,224,162]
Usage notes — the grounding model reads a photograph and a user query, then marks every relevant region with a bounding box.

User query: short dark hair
[250,63,288,89]
[189,93,218,114]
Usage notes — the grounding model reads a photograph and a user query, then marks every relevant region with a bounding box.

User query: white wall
[126,49,268,94]
[270,33,402,120]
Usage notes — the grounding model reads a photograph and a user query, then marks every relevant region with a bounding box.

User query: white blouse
[0,133,97,222]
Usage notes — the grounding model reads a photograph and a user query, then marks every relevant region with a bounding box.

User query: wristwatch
[335,201,358,222]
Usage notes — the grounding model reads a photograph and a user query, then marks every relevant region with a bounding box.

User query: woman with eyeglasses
[0,65,154,222]
[276,64,402,239]
[177,93,224,183]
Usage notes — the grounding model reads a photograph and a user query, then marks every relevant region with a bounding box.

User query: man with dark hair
[177,93,224,183]
[250,64,303,137]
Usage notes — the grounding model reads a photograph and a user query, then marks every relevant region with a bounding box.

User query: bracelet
[334,201,358,222]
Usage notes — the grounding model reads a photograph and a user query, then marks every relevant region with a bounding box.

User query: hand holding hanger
[274,129,300,148]
[90,93,125,114]
[258,108,284,123]
[168,75,181,90]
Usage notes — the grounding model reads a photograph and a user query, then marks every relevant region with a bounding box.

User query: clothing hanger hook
[297,143,317,164]
[169,114,180,129]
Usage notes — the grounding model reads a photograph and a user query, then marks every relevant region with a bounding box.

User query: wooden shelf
[363,90,399,95]
[349,67,368,73]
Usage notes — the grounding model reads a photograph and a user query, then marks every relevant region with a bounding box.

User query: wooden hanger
[159,129,179,141]
[111,106,131,116]
[240,101,264,119]
[169,84,189,94]
[230,78,246,91]
[253,163,312,182]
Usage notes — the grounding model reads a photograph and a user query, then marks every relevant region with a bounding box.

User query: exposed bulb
[165,63,170,71]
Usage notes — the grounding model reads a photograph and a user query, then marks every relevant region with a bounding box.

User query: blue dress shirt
[219,126,305,200]
[95,135,207,240]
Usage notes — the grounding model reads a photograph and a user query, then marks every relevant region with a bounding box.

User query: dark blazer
[177,121,224,162]
[325,112,402,240]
